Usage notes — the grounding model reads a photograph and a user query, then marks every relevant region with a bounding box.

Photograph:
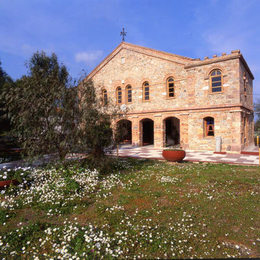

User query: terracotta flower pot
[0,180,19,189]
[162,150,186,162]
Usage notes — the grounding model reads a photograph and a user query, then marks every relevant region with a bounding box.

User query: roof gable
[86,42,194,80]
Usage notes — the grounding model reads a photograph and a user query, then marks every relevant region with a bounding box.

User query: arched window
[126,85,132,103]
[204,117,214,137]
[143,81,150,101]
[210,69,222,93]
[167,77,175,98]
[116,87,122,104]
[102,89,108,105]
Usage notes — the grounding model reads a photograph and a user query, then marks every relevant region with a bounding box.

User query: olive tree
[2,51,125,161]
[2,52,80,160]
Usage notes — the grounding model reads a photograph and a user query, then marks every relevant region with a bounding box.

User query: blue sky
[0,0,260,99]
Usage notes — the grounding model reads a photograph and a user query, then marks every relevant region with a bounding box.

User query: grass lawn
[0,158,259,258]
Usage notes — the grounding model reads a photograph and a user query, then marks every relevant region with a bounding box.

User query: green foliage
[254,99,260,134]
[78,80,116,157]
[0,207,16,225]
[81,155,127,175]
[0,167,32,182]
[2,52,81,160]
[114,119,130,144]
[1,52,125,161]
[254,119,260,134]
[0,160,259,258]
[0,60,13,135]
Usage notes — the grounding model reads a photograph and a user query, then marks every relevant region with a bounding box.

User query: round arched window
[116,87,122,104]
[143,81,150,101]
[167,77,174,98]
[102,89,107,105]
[210,70,222,93]
[126,85,132,103]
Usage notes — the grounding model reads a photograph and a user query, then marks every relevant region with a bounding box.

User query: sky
[0,0,260,100]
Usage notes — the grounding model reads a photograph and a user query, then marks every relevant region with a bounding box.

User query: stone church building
[86,42,254,152]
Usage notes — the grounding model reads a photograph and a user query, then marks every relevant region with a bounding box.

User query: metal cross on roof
[120,27,127,42]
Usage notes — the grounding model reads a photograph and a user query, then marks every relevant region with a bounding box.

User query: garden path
[111,145,259,166]
[1,146,259,169]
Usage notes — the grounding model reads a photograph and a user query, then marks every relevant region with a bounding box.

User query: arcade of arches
[116,115,185,148]
[115,109,254,152]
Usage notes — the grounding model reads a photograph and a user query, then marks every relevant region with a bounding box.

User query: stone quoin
[85,42,254,152]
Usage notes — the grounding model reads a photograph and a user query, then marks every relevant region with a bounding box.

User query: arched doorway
[140,118,154,146]
[164,117,180,147]
[116,119,132,144]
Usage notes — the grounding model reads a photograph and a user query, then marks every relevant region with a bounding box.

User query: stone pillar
[154,114,163,148]
[180,114,189,149]
[131,117,140,146]
[230,111,242,152]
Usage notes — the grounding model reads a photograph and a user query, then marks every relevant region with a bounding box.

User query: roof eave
[184,54,254,79]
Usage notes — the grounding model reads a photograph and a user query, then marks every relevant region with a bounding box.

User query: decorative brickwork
[86,42,254,152]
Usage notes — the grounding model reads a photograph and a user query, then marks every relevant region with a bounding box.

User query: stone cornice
[125,104,254,116]
[185,54,240,69]
[185,53,254,79]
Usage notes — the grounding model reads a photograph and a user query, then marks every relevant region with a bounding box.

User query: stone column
[154,114,163,148]
[229,110,242,152]
[131,117,140,146]
[180,114,189,149]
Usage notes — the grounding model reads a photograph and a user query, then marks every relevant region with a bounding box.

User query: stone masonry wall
[88,43,254,152]
[92,48,241,112]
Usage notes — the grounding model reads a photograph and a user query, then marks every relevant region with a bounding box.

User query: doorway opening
[141,118,154,146]
[164,117,180,147]
[116,119,132,144]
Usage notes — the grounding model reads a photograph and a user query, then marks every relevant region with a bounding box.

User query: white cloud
[202,32,245,54]
[75,50,103,65]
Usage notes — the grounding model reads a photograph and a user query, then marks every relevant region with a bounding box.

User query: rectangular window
[143,82,150,101]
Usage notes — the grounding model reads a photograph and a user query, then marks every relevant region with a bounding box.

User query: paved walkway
[1,147,259,170]
[111,145,259,166]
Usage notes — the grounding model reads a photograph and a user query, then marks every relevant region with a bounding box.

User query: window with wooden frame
[102,89,108,105]
[126,85,132,103]
[116,87,122,104]
[204,117,214,137]
[210,69,222,93]
[143,81,150,101]
[167,77,175,98]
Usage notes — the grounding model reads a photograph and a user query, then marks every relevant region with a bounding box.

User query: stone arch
[140,118,154,146]
[163,73,175,83]
[204,65,226,79]
[163,116,180,147]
